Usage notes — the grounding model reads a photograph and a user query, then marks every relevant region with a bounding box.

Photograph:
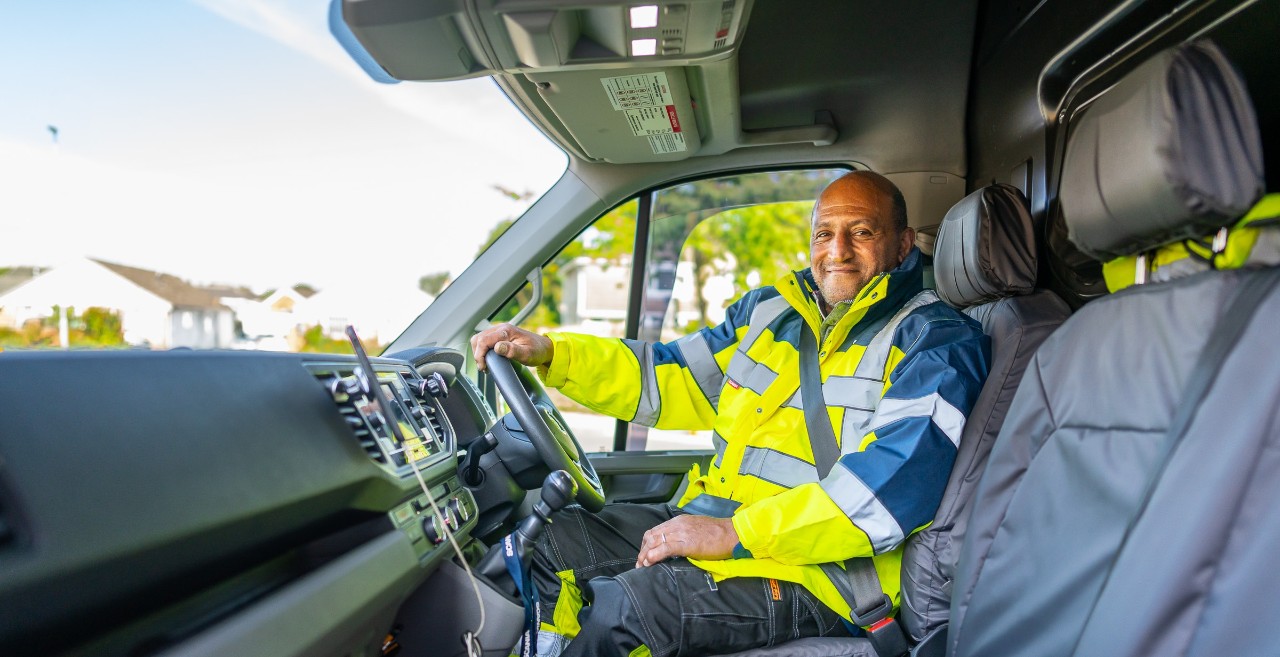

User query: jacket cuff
[731,542,754,559]
[731,512,770,560]
[540,332,573,388]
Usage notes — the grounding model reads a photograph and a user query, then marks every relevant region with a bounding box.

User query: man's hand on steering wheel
[471,323,554,371]
[471,322,606,512]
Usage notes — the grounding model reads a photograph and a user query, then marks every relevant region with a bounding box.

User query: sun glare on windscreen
[0,1,566,354]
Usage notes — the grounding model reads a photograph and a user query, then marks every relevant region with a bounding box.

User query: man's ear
[898,227,916,262]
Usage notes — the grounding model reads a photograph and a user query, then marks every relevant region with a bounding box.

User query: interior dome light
[630,5,659,29]
[631,38,657,56]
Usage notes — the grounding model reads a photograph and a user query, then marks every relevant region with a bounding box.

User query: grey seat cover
[899,185,1069,643]
[1060,40,1262,260]
[721,185,1068,657]
[948,270,1278,657]
[948,40,1269,657]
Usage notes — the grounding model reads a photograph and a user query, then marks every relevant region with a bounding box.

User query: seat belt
[1068,266,1280,657]
[799,325,840,477]
[800,325,910,657]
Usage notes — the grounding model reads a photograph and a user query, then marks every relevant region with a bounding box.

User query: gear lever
[478,470,578,584]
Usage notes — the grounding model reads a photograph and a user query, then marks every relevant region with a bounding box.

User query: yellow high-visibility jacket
[540,248,990,621]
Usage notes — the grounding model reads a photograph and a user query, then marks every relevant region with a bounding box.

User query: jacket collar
[780,247,926,338]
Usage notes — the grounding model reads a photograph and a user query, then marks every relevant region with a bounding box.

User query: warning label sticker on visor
[601,72,688,154]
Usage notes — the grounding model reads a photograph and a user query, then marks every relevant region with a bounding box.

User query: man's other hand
[471,323,554,371]
[636,515,738,567]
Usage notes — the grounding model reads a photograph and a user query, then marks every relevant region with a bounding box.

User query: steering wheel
[484,351,606,512]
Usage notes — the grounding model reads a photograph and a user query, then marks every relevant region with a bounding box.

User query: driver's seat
[719,180,1069,656]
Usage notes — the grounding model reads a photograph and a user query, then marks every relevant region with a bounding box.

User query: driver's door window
[486,168,846,453]
[488,200,638,452]
[626,168,848,450]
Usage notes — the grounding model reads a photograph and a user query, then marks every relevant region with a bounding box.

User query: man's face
[810,175,914,309]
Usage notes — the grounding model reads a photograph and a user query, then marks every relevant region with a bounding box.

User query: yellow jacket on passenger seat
[540,248,990,621]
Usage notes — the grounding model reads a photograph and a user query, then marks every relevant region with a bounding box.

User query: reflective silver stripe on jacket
[738,295,792,354]
[867,392,966,446]
[783,374,880,411]
[838,290,940,452]
[739,446,820,489]
[675,332,725,409]
[712,431,728,468]
[723,295,792,396]
[821,462,906,554]
[726,357,779,396]
[625,340,662,426]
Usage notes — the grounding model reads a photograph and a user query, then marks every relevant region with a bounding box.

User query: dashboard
[0,347,494,656]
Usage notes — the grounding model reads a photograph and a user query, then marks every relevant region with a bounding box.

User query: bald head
[812,171,908,232]
[809,171,915,311]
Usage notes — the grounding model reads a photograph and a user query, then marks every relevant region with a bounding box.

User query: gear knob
[542,470,578,512]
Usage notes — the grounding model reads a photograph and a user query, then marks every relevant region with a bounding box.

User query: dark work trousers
[529,503,850,657]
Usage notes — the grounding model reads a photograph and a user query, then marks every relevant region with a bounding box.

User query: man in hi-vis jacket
[473,171,990,657]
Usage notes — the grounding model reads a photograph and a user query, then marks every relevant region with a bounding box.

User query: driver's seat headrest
[934,183,1037,308]
[1060,40,1264,261]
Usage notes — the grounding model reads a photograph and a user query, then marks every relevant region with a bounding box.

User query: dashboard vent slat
[315,372,388,464]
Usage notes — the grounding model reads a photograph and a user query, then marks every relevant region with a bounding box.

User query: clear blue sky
[0,0,566,292]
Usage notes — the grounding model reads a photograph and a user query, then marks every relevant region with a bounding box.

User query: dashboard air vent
[315,372,387,464]
[421,398,449,446]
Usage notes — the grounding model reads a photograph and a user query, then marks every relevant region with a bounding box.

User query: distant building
[0,258,235,348]
[223,285,317,344]
[559,256,733,338]
[292,282,432,346]
[560,257,630,328]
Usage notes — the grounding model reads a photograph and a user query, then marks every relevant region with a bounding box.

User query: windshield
[0,1,566,354]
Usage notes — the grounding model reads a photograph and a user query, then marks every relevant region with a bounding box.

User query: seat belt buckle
[849,594,907,657]
[865,617,909,657]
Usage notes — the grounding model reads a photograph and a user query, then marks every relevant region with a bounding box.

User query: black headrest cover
[935,184,1037,308]
[1060,40,1263,261]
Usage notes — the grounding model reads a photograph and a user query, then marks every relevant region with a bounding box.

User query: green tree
[76,307,126,346]
[650,170,838,327]
[418,271,450,296]
[296,324,381,355]
[483,201,638,331]
[0,306,127,349]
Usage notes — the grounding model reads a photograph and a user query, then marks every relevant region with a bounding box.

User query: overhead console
[335,0,837,163]
[337,0,751,80]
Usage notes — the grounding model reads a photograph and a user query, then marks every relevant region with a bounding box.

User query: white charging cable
[401,440,487,657]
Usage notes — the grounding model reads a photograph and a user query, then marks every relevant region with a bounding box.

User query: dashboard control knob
[422,516,443,545]
[449,497,470,523]
[414,372,449,399]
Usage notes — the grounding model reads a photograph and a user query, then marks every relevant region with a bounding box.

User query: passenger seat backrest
[948,40,1268,657]
[900,184,1070,644]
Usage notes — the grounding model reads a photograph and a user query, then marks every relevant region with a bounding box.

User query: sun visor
[1060,41,1263,261]
[526,68,701,163]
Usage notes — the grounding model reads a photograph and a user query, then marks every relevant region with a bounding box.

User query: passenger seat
[948,40,1272,657]
[723,184,1069,657]
[901,184,1070,650]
